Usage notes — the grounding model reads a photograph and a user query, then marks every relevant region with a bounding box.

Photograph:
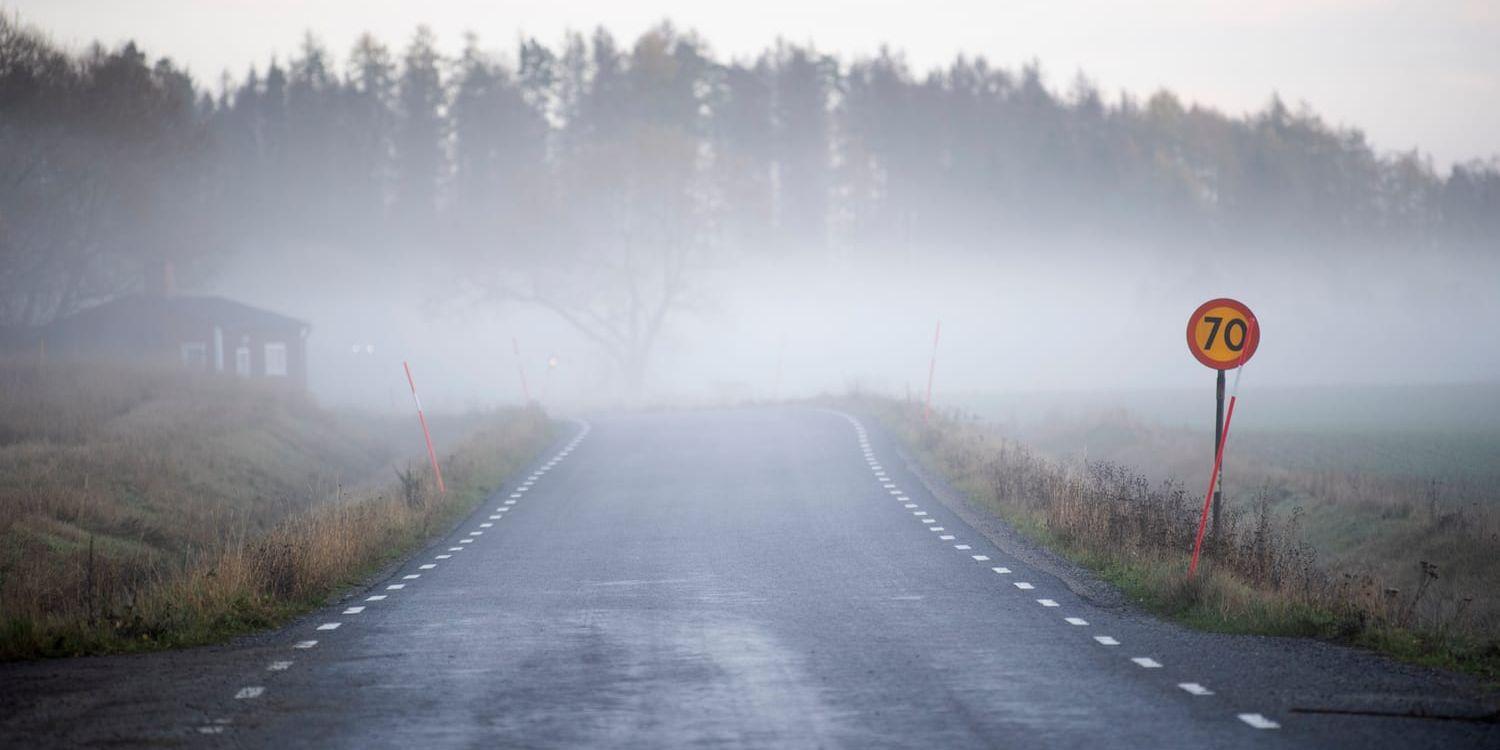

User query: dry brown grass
[0,358,551,658]
[851,395,1500,677]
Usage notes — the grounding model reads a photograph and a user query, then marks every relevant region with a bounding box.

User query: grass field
[855,393,1500,679]
[0,359,552,659]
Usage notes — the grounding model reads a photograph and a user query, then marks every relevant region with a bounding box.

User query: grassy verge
[849,395,1500,681]
[0,359,552,659]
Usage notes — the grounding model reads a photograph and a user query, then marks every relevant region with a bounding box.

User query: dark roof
[50,294,308,334]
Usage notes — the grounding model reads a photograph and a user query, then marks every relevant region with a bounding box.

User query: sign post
[512,337,532,404]
[924,320,941,426]
[1186,298,1259,577]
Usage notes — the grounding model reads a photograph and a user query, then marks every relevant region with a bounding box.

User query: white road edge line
[1238,713,1280,729]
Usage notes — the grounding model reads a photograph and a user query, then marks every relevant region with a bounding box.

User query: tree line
[2,15,1497,330]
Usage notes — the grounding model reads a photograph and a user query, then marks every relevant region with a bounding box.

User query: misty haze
[1,3,1498,748]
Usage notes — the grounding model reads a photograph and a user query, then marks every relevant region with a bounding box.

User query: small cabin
[40,267,310,388]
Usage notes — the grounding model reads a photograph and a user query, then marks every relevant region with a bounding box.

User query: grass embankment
[851,396,1500,680]
[0,360,552,659]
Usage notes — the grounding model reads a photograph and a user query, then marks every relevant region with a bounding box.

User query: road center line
[1132,657,1162,668]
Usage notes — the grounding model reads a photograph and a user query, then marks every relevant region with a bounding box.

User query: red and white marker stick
[403,360,446,495]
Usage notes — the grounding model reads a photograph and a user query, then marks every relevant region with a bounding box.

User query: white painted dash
[1132,657,1162,669]
[1064,617,1089,626]
[940,535,955,540]
[1238,714,1280,729]
[972,555,990,561]
[342,606,365,614]
[1094,636,1119,646]
[420,563,436,569]
[268,660,292,671]
[235,686,265,700]
[1014,582,1034,590]
[954,544,971,550]
[316,622,341,631]
[403,574,421,580]
[1037,599,1058,607]
[387,584,405,590]
[1178,683,1213,696]
[294,640,317,649]
[366,595,387,601]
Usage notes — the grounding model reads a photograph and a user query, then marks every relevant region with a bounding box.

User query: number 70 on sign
[1186,298,1260,370]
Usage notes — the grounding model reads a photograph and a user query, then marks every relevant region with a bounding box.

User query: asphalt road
[1,407,1496,748]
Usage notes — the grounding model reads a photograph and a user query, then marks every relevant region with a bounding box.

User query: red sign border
[1186,297,1260,370]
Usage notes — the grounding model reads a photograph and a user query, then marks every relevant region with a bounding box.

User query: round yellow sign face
[1186,298,1259,369]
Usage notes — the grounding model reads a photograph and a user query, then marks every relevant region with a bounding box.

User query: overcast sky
[7,1,1499,168]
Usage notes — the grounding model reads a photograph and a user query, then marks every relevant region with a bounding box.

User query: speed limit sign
[1187,298,1259,370]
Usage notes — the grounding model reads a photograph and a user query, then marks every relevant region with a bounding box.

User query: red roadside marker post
[1185,298,1260,578]
[923,320,942,426]
[403,361,446,495]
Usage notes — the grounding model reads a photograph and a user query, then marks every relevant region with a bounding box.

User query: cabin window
[235,346,251,377]
[180,342,208,370]
[264,342,288,377]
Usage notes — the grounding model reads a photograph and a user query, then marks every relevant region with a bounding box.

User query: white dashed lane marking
[971,555,990,561]
[387,584,405,590]
[1238,714,1280,729]
[403,574,421,580]
[366,595,387,601]
[294,640,317,649]
[342,606,365,614]
[316,622,341,631]
[235,687,265,700]
[420,563,436,569]
[268,661,292,671]
[834,411,1284,732]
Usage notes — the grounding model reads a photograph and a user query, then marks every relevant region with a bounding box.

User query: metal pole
[1212,368,1225,541]
[923,320,941,426]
